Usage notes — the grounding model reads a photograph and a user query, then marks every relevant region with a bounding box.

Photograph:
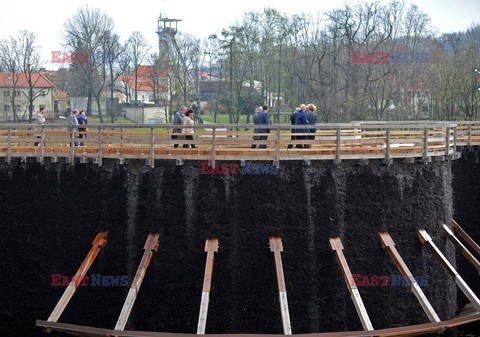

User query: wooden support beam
[452,219,480,256]
[443,224,480,274]
[114,233,160,331]
[269,236,292,335]
[417,229,480,312]
[197,239,219,335]
[47,231,108,323]
[329,237,374,331]
[378,232,440,323]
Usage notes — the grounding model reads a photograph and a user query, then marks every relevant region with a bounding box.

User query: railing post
[468,125,472,147]
[211,127,216,167]
[150,127,155,168]
[334,127,341,165]
[97,127,103,167]
[70,127,75,165]
[7,127,11,164]
[453,126,457,153]
[275,127,280,163]
[423,127,428,160]
[40,125,45,165]
[445,126,450,156]
[386,128,391,161]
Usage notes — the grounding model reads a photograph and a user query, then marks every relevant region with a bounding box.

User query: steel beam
[47,231,108,323]
[452,219,480,256]
[269,236,292,335]
[443,224,480,274]
[329,237,374,331]
[114,233,160,331]
[417,229,480,311]
[379,232,440,323]
[197,238,219,335]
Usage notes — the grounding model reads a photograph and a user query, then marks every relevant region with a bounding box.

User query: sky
[0,0,478,70]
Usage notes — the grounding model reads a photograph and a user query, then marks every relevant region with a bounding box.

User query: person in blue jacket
[256,105,271,149]
[294,104,308,148]
[251,106,263,149]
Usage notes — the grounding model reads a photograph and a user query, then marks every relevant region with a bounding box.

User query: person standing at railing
[67,109,80,146]
[256,105,271,149]
[294,105,309,148]
[34,107,46,146]
[77,110,88,146]
[287,107,301,149]
[183,109,196,148]
[305,104,317,149]
[251,106,263,149]
[172,106,187,148]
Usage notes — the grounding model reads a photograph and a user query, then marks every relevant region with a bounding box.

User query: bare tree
[127,31,150,103]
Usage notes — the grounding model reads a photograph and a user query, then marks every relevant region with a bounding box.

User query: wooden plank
[197,239,219,335]
[269,236,292,335]
[114,233,159,331]
[452,219,480,256]
[47,232,108,323]
[378,232,440,323]
[417,229,480,311]
[442,224,480,273]
[329,237,374,331]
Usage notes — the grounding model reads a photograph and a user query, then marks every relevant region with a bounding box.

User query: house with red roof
[119,65,170,104]
[0,72,54,121]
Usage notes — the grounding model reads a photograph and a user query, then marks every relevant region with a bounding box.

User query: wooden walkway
[1,121,477,167]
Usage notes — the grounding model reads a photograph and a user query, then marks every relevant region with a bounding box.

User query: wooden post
[97,127,103,167]
[386,128,391,161]
[453,127,457,153]
[114,233,159,331]
[445,127,450,156]
[417,229,480,311]
[329,237,374,331]
[70,128,75,165]
[468,125,472,147]
[335,127,341,165]
[150,127,155,168]
[423,128,428,160]
[452,219,480,256]
[7,127,11,164]
[378,232,440,323]
[275,127,281,163]
[40,125,45,165]
[443,224,480,273]
[269,236,292,335]
[197,239,219,335]
[211,128,216,167]
[47,231,108,323]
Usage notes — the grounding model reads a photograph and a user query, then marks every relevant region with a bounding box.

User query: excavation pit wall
[0,158,458,336]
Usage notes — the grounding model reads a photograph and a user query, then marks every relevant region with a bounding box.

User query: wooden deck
[0,121,475,166]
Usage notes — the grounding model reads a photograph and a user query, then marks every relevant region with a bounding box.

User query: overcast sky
[0,0,478,70]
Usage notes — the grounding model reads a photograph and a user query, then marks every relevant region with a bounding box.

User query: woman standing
[34,107,46,146]
[183,109,196,148]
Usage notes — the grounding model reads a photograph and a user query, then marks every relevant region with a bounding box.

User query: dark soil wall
[0,158,457,337]
[452,149,480,309]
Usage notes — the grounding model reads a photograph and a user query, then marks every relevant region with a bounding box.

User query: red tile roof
[0,72,54,88]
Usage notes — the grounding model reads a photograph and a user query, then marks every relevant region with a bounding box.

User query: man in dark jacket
[294,104,308,148]
[172,106,187,148]
[256,105,271,149]
[287,107,300,149]
[251,106,263,149]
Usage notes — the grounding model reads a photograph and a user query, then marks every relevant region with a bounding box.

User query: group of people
[288,103,318,149]
[172,105,197,148]
[67,109,88,146]
[251,103,318,149]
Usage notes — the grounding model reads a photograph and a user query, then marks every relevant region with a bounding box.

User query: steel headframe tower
[156,13,182,64]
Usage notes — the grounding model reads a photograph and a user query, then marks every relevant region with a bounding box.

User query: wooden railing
[0,121,470,166]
